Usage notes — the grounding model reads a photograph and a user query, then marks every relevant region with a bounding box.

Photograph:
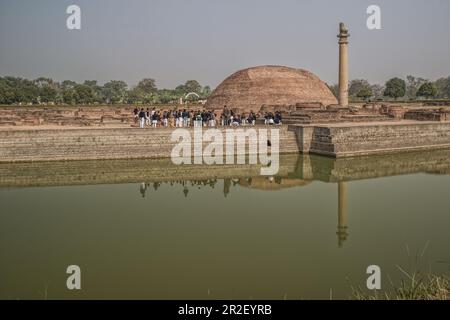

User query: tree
[102,80,127,104]
[201,85,211,99]
[157,89,179,104]
[416,82,437,99]
[34,77,58,103]
[74,84,95,104]
[0,77,15,104]
[370,84,385,100]
[383,78,406,99]
[39,86,57,103]
[1,77,39,104]
[136,78,157,93]
[406,75,427,99]
[356,87,373,101]
[434,77,450,99]
[83,80,102,103]
[61,80,77,90]
[348,79,371,97]
[126,87,142,104]
[132,78,158,103]
[177,80,202,94]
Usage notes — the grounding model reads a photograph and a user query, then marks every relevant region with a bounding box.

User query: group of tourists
[133,106,282,128]
[264,111,283,125]
[133,108,218,128]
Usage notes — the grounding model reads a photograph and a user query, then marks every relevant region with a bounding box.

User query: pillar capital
[338,23,350,38]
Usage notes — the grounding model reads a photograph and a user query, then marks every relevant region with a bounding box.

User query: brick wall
[290,122,450,157]
[0,126,299,162]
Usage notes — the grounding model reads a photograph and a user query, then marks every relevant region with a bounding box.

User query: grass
[351,243,449,300]
[352,270,449,300]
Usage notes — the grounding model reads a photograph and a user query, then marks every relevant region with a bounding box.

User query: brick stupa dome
[205,65,337,112]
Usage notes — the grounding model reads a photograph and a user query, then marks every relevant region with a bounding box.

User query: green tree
[83,80,102,103]
[39,86,57,103]
[102,80,128,104]
[61,80,77,90]
[416,82,437,99]
[60,80,77,104]
[74,84,95,104]
[434,77,450,99]
[370,84,385,100]
[126,87,142,104]
[177,80,202,94]
[132,78,158,103]
[201,85,211,99]
[136,78,157,93]
[157,89,179,104]
[356,87,373,101]
[0,77,15,104]
[406,75,427,99]
[34,77,58,103]
[348,79,371,97]
[383,78,406,99]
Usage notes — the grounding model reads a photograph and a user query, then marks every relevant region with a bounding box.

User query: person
[201,110,207,127]
[220,112,226,126]
[232,114,241,126]
[178,110,183,127]
[145,108,151,126]
[172,109,179,127]
[195,112,202,127]
[274,111,282,125]
[248,110,256,126]
[265,112,274,125]
[189,110,194,127]
[138,108,146,128]
[133,107,139,123]
[169,111,175,127]
[140,182,147,198]
[151,111,158,127]
[162,111,168,127]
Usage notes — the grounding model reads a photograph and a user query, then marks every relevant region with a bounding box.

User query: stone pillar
[337,181,349,248]
[337,23,350,107]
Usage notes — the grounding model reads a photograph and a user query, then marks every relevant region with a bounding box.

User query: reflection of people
[223,178,231,197]
[139,182,147,198]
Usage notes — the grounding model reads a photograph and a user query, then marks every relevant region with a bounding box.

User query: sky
[0,0,449,89]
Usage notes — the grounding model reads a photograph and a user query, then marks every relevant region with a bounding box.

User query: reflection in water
[135,178,351,247]
[337,182,349,248]
[0,149,449,299]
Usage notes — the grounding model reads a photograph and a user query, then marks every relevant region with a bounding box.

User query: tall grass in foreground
[352,272,449,300]
[352,242,449,300]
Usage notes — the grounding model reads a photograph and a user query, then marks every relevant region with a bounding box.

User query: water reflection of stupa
[2,149,450,248]
[238,177,311,190]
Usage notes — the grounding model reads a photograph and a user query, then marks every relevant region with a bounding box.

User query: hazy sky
[1,0,449,89]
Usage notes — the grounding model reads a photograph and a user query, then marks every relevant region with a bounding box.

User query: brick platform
[289,121,450,157]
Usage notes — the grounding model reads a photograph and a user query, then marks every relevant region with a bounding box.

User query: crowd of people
[133,107,282,128]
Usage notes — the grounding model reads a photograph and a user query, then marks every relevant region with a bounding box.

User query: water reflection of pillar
[223,179,231,197]
[337,181,349,248]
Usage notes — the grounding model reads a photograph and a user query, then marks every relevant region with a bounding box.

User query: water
[0,151,449,299]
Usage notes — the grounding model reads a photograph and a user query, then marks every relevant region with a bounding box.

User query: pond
[0,150,449,299]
